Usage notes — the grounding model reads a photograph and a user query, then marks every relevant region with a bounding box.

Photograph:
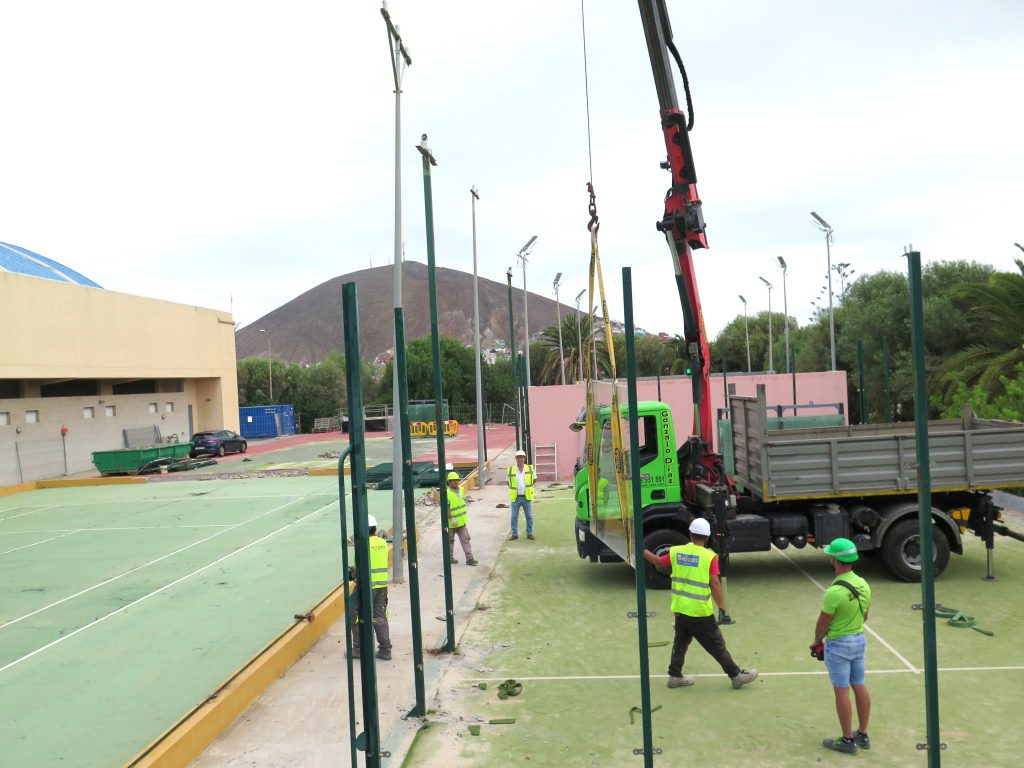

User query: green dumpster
[92,443,193,476]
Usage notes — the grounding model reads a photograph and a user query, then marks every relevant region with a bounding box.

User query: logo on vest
[676,553,700,568]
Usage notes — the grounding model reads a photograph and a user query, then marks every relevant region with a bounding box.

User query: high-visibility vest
[369,534,389,589]
[669,542,715,617]
[507,464,535,501]
[447,486,468,529]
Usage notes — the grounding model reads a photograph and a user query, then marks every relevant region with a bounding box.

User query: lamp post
[758,277,773,373]
[553,272,565,385]
[258,329,273,402]
[777,256,797,405]
[471,187,485,484]
[574,288,585,383]
[738,295,751,373]
[811,211,837,370]
[517,236,538,389]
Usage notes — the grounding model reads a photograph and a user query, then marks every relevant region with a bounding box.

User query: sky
[2,1,1022,343]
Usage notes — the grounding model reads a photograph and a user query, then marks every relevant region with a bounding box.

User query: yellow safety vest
[447,486,467,529]
[368,534,389,589]
[507,464,535,501]
[669,542,715,617]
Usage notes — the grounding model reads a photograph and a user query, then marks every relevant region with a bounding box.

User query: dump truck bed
[730,389,1024,502]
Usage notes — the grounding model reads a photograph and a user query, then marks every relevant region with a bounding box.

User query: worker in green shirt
[811,537,872,755]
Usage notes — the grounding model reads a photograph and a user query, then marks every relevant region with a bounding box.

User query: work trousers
[350,585,391,653]
[668,613,741,679]
[449,524,474,562]
[510,496,533,536]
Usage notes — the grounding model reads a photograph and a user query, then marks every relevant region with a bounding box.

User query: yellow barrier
[427,421,437,437]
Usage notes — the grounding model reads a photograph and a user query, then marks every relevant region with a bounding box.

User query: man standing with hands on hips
[507,449,535,541]
[811,537,872,755]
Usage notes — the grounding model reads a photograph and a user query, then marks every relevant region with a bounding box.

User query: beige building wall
[0,270,238,484]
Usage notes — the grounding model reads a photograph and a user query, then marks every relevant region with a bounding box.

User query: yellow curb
[0,476,147,496]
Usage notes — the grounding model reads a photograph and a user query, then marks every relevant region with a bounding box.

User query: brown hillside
[234,261,579,364]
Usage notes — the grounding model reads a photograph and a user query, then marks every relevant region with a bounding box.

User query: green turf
[0,478,394,767]
[411,488,1024,767]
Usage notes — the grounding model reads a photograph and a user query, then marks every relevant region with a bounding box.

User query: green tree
[378,336,477,406]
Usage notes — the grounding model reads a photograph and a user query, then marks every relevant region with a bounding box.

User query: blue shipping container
[239,405,296,439]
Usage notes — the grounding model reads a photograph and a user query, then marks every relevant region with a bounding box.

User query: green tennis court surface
[408,488,1024,767]
[0,477,394,767]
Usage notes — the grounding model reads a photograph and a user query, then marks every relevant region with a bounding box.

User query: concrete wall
[526,371,848,480]
[0,270,239,484]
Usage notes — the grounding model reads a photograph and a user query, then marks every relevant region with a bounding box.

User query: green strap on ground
[935,605,994,636]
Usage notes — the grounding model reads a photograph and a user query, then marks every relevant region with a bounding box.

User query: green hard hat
[447,471,460,482]
[823,537,858,562]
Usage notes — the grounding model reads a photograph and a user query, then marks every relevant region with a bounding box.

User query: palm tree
[536,314,601,384]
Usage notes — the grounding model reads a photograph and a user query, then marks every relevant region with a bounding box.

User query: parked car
[189,430,247,458]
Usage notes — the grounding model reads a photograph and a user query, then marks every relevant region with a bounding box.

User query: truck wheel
[881,518,951,582]
[642,528,688,590]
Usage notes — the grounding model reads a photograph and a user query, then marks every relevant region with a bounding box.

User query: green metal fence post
[417,134,456,653]
[395,307,426,716]
[907,249,942,765]
[335,446,356,768]
[506,267,521,450]
[623,268,656,767]
[342,282,382,768]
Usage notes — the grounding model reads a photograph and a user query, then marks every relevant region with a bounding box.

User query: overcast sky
[2,1,1022,342]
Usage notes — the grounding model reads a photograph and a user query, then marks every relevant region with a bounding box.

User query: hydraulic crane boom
[638,0,712,446]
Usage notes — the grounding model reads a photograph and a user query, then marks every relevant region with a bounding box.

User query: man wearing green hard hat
[810,537,873,755]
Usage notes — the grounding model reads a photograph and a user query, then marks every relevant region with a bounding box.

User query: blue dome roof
[0,241,102,288]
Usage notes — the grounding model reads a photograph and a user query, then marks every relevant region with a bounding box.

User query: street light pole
[382,2,412,582]
[574,289,585,383]
[553,272,565,385]
[258,329,273,402]
[777,256,796,405]
[758,276,773,373]
[738,295,751,373]
[811,211,837,371]
[471,187,485,485]
[517,236,538,390]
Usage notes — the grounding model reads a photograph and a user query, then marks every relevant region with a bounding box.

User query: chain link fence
[2,438,66,485]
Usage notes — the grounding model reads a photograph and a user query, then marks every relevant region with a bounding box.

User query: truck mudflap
[575,518,624,563]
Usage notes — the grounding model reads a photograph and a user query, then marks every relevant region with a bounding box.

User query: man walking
[507,449,535,540]
[811,537,872,754]
[446,471,478,566]
[642,517,758,689]
[348,514,392,661]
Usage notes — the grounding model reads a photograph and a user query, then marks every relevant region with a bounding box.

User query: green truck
[574,386,1024,583]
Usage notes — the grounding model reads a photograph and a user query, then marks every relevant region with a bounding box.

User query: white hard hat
[689,517,711,536]
[367,514,378,528]
[515,449,527,458]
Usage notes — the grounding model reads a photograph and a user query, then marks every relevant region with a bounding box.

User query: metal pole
[882,335,892,422]
[811,212,837,370]
[575,289,585,383]
[554,274,565,385]
[521,351,533,461]
[383,3,411,585]
[759,277,773,372]
[471,187,486,486]
[656,344,662,401]
[394,308,426,715]
[622,267,655,767]
[907,248,942,765]
[739,295,751,372]
[778,256,796,404]
[417,134,456,652]
[522,260,531,390]
[335,445,357,768]
[342,283,382,768]
[857,339,867,424]
[506,268,521,450]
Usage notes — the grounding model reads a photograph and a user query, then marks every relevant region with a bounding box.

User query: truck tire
[881,518,951,582]
[642,528,688,590]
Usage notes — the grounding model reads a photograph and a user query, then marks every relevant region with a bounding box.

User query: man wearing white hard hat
[643,517,757,690]
[507,449,536,540]
[348,514,392,660]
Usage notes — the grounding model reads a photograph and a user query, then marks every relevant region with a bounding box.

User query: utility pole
[382,2,411,581]
[811,211,837,371]
[758,276,773,373]
[553,272,565,385]
[470,187,486,485]
[517,236,538,390]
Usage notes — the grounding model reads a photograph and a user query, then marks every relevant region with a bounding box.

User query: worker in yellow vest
[643,517,757,689]
[507,449,535,540]
[446,471,478,566]
[348,514,392,660]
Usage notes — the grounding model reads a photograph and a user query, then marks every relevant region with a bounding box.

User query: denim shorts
[824,633,866,688]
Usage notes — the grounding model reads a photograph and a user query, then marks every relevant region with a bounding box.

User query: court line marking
[0,493,339,509]
[0,496,309,631]
[0,525,239,535]
[0,530,81,557]
[774,547,919,674]
[0,499,337,675]
[0,506,57,523]
[465,665,1024,683]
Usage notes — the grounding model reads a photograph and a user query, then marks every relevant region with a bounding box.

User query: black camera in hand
[811,643,825,662]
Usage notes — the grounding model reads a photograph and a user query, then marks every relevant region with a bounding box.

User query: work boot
[509,534,518,541]
[466,558,479,566]
[349,648,360,660]
[667,675,695,688]
[854,731,870,749]
[376,649,392,661]
[823,736,857,754]
[527,533,536,540]
[731,669,758,689]
[450,558,458,564]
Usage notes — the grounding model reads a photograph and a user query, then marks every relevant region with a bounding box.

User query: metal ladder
[534,443,558,481]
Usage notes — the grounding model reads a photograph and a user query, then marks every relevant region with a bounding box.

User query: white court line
[0,506,57,523]
[465,665,1024,683]
[0,531,80,557]
[0,496,308,631]
[20,493,340,507]
[0,525,234,535]
[774,547,919,673]
[0,499,337,675]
